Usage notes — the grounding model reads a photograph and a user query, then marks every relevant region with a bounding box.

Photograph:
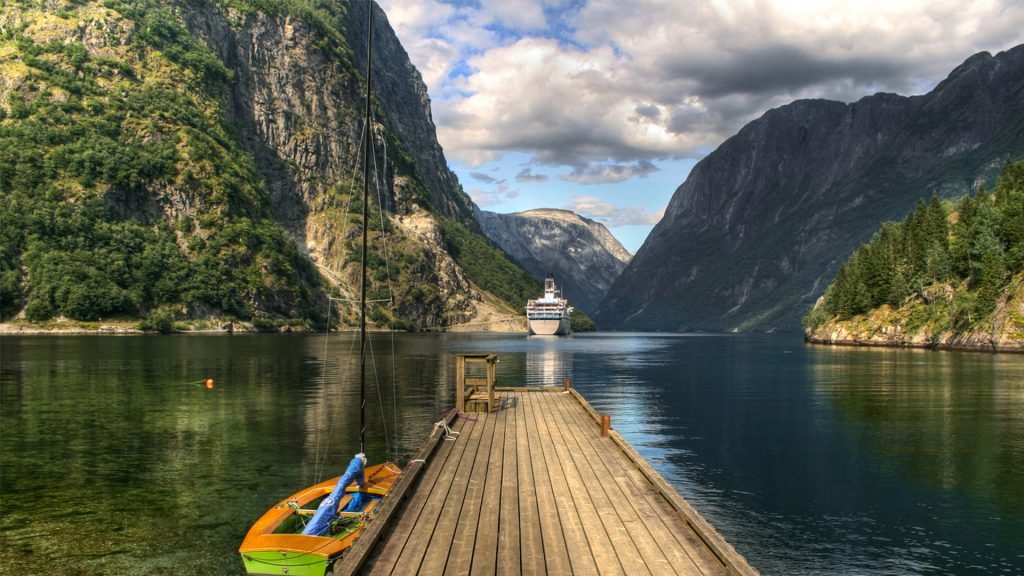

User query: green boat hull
[240,551,330,576]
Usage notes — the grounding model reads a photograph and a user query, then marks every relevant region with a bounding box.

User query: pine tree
[994,161,1024,271]
[951,193,979,278]
[970,202,1008,315]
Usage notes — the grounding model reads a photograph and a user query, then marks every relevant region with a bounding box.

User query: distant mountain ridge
[595,45,1024,332]
[476,208,631,314]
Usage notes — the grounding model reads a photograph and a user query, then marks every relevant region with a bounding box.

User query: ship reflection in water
[525,341,573,387]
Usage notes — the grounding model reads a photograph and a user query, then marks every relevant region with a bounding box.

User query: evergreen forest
[805,160,1024,332]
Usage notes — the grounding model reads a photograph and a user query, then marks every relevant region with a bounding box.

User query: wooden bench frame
[455,353,499,412]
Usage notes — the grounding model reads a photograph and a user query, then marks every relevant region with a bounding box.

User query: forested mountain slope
[0,0,537,331]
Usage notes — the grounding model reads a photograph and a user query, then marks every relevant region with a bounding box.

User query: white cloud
[467,183,520,207]
[381,0,1024,180]
[566,195,665,227]
[434,37,691,167]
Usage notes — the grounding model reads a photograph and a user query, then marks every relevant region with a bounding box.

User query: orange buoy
[205,379,215,389]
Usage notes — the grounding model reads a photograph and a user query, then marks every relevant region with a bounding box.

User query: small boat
[239,463,400,576]
[239,5,398,574]
[526,276,573,335]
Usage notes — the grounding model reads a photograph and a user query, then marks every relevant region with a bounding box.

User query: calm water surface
[1,332,1022,574]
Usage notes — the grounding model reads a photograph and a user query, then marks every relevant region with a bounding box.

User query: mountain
[475,208,631,314]
[595,45,1024,332]
[0,0,536,331]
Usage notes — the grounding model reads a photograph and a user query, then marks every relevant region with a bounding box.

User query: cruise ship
[526,277,573,336]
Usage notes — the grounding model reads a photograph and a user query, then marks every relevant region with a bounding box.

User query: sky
[376,0,1024,254]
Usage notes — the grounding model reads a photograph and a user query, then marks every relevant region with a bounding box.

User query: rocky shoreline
[804,333,1024,353]
[804,307,1024,354]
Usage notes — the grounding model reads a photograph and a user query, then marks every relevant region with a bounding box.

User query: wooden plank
[495,392,521,576]
[549,390,684,576]
[443,402,501,574]
[521,390,574,574]
[417,411,491,572]
[334,411,460,576]
[535,391,626,576]
[542,391,655,576]
[525,390,598,575]
[360,420,469,576]
[367,417,479,574]
[469,389,508,574]
[560,393,725,576]
[515,391,548,575]
[548,387,692,569]
[568,390,756,576]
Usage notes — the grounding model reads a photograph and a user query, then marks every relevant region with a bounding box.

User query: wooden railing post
[600,414,610,437]
[486,354,497,412]
[455,355,465,412]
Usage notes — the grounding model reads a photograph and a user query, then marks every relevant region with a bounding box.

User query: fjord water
[1,333,1021,575]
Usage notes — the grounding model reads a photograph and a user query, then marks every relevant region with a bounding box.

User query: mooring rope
[433,418,460,441]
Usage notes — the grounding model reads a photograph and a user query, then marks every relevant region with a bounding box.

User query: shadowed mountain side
[595,45,1024,332]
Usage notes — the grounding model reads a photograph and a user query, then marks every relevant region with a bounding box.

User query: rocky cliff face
[179,0,485,327]
[476,209,631,314]
[595,46,1024,332]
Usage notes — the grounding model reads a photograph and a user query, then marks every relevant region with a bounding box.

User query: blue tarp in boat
[301,455,366,536]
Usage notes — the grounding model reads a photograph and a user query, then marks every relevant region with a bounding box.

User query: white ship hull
[527,316,572,336]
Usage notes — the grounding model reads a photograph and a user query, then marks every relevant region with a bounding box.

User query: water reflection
[525,337,573,386]
[809,345,1024,519]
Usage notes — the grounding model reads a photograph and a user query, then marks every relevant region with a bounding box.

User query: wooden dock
[334,367,758,575]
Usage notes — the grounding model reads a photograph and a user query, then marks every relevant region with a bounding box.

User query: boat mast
[359,2,374,456]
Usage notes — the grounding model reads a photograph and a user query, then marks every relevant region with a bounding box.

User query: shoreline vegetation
[804,161,1024,354]
[0,313,530,335]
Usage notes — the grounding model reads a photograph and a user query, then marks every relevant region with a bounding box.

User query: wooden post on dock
[487,355,496,411]
[600,414,610,437]
[455,357,466,412]
[563,377,572,391]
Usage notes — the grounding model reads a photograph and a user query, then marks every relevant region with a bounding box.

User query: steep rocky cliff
[476,208,631,314]
[179,0,485,327]
[0,0,519,330]
[595,46,1024,332]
